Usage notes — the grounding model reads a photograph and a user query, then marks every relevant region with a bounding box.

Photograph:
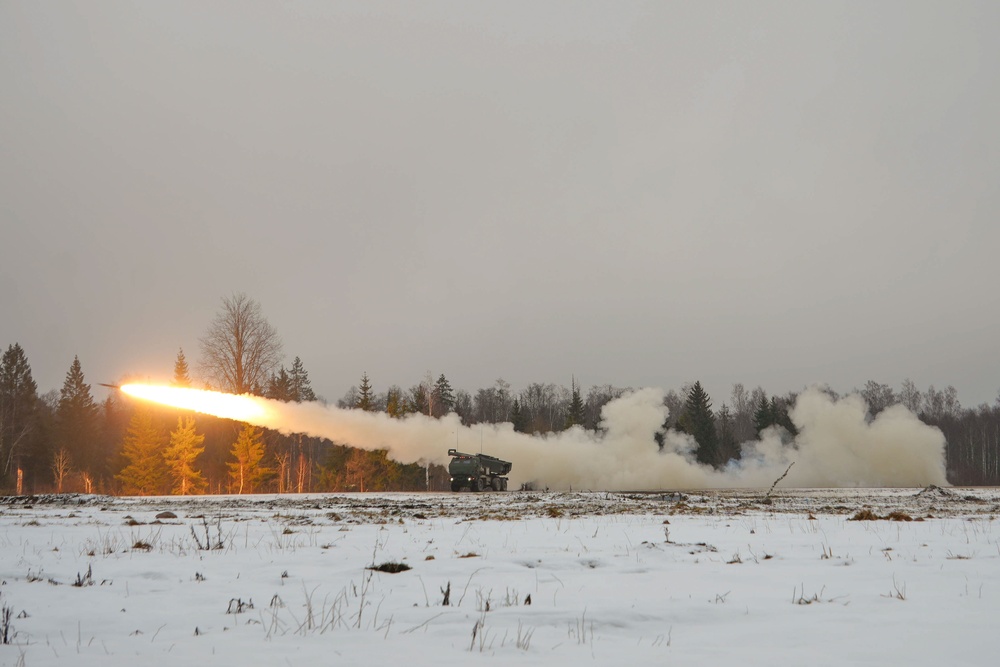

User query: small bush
[368,561,411,574]
[849,509,879,521]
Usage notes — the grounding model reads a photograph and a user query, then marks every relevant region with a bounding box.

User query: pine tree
[356,373,374,411]
[0,343,38,484]
[716,403,738,463]
[408,383,429,416]
[56,357,102,480]
[770,396,798,437]
[385,386,409,418]
[511,398,529,433]
[753,394,774,436]
[564,377,585,429]
[683,381,719,467]
[266,367,292,401]
[163,416,207,495]
[228,423,269,494]
[288,357,316,402]
[116,408,167,495]
[432,374,454,417]
[172,348,192,387]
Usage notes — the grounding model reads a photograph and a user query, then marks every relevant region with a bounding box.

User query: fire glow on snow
[122,383,948,490]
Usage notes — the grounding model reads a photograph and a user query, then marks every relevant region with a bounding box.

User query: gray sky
[2,1,998,407]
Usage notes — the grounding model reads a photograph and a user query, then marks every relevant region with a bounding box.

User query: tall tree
[682,381,719,466]
[860,380,896,416]
[408,383,429,416]
[729,383,758,444]
[0,343,38,485]
[432,374,455,417]
[510,397,529,433]
[716,403,738,463]
[163,416,207,495]
[564,377,585,429]
[172,348,192,387]
[115,408,167,495]
[55,357,102,481]
[288,357,316,402]
[454,389,474,425]
[385,385,408,418]
[51,447,72,493]
[753,394,774,436]
[899,378,922,414]
[199,293,283,394]
[266,367,293,401]
[228,423,269,494]
[356,373,375,411]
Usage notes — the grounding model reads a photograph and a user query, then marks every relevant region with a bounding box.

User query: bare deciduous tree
[51,447,72,492]
[199,293,283,394]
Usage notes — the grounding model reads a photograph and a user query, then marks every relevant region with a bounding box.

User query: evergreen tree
[753,394,774,436]
[432,374,454,417]
[172,348,192,387]
[115,408,167,495]
[266,367,293,401]
[356,373,375,411]
[770,396,798,437]
[56,357,102,481]
[228,423,269,493]
[564,377,585,429]
[288,357,316,402]
[385,385,409,418]
[511,397,529,433]
[408,383,429,416]
[163,416,207,495]
[716,403,738,463]
[683,381,719,467]
[0,343,39,485]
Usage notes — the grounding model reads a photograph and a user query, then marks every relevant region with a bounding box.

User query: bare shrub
[367,562,411,574]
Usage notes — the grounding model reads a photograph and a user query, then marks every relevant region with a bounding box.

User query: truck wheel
[491,477,501,492]
[501,479,508,491]
[473,477,484,492]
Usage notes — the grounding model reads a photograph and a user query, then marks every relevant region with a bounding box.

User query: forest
[2,294,998,495]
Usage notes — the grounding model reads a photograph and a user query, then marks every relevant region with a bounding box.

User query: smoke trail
[185,385,946,489]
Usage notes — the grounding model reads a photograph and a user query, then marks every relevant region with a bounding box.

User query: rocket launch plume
[120,383,948,490]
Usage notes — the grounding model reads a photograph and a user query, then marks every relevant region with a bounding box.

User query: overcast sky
[2,1,998,408]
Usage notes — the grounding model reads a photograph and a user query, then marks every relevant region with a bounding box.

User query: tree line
[2,293,998,494]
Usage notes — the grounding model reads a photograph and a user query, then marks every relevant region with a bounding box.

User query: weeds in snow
[883,576,907,601]
[569,608,594,646]
[1,600,15,645]
[191,515,228,550]
[227,597,254,614]
[791,583,847,605]
[73,565,94,587]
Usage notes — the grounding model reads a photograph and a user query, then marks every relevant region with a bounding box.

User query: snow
[1,488,998,666]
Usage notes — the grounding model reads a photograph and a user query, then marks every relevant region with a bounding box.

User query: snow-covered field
[1,488,998,666]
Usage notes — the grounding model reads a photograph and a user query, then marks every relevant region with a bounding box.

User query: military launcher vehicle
[448,448,512,492]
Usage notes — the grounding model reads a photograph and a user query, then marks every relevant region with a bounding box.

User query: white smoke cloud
[243,385,947,490]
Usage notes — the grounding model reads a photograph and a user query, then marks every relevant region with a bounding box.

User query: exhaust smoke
[122,384,947,490]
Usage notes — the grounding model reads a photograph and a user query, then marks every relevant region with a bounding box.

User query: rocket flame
[120,384,269,422]
[116,382,948,490]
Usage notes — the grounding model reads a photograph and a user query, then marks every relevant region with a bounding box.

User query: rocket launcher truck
[448,448,512,492]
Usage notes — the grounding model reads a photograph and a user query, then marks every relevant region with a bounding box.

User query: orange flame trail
[121,384,270,422]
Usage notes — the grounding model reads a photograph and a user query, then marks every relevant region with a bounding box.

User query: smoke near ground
[232,386,947,490]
